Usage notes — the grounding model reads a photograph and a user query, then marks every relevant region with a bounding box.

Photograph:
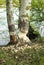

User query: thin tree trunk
[18,0,31,43]
[6,0,17,43]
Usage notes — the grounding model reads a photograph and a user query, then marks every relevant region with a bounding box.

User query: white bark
[18,0,31,43]
[6,0,17,43]
[19,0,31,19]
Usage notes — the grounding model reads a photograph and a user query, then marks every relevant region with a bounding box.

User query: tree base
[16,32,32,47]
[8,35,18,45]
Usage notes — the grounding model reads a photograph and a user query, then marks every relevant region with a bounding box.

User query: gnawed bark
[18,0,32,44]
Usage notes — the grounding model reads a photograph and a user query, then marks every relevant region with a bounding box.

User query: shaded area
[27,25,40,40]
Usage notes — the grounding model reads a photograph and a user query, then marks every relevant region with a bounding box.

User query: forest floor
[0,42,44,65]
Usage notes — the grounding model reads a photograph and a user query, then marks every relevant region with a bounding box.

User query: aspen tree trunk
[18,0,31,43]
[6,0,17,43]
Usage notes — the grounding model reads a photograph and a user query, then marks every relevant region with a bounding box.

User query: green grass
[0,0,5,5]
[0,43,44,65]
[0,0,19,8]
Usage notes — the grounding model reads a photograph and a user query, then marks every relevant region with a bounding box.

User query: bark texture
[6,0,17,43]
[18,0,31,43]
